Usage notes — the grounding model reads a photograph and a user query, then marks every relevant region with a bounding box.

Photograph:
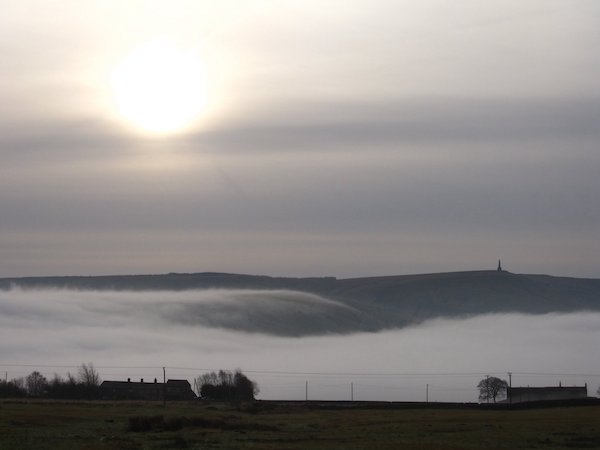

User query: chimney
[154,378,157,383]
[141,378,144,383]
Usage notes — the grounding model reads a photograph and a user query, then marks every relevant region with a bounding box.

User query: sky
[2,288,599,401]
[1,0,599,278]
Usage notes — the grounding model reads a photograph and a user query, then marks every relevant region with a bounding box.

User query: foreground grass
[1,399,599,450]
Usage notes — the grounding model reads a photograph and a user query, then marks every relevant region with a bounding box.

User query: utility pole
[426,384,429,403]
[163,367,166,407]
[507,372,512,404]
[351,382,354,401]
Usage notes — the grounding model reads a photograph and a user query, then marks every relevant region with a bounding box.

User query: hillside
[1,270,599,336]
[329,270,600,328]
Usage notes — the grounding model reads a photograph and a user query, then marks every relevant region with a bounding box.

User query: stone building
[508,384,587,403]
[100,378,196,400]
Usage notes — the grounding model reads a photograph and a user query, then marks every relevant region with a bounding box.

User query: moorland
[1,399,600,450]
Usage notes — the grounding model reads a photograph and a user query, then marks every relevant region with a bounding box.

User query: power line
[0,364,162,369]
[168,367,506,377]
[1,364,599,378]
[512,372,600,377]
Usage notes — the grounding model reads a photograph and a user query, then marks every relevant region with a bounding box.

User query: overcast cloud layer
[1,1,599,277]
[1,288,599,401]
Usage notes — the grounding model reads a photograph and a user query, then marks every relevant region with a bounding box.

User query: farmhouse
[100,378,196,401]
[508,384,587,403]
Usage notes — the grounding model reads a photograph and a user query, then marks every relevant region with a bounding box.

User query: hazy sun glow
[111,41,207,135]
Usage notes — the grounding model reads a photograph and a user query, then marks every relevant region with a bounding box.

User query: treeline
[0,363,101,399]
[1,364,261,403]
[195,370,259,402]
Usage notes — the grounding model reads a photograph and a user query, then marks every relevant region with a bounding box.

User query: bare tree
[196,369,259,401]
[218,370,234,386]
[77,363,101,387]
[11,377,26,391]
[0,377,26,398]
[234,370,259,398]
[477,376,508,403]
[25,371,48,397]
[195,371,219,394]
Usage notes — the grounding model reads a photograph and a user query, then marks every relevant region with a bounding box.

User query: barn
[508,384,587,403]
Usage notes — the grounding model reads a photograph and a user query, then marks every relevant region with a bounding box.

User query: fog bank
[0,287,371,337]
[1,288,599,402]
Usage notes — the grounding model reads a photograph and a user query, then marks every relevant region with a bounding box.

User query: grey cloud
[1,141,597,238]
[0,2,598,298]
[1,96,598,241]
[0,118,136,163]
[2,97,599,165]
[193,97,600,153]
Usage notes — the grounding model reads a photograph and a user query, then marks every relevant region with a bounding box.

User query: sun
[111,41,207,135]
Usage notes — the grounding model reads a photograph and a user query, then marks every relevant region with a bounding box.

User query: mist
[1,288,599,402]
[0,287,369,337]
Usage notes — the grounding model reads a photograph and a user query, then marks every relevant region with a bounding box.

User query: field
[1,399,600,450]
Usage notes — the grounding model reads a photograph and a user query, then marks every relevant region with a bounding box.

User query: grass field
[1,399,599,450]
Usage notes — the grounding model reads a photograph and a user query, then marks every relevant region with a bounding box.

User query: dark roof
[101,379,190,387]
[166,379,191,386]
[100,379,196,400]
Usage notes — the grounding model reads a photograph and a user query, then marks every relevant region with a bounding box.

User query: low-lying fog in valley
[1,288,599,402]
